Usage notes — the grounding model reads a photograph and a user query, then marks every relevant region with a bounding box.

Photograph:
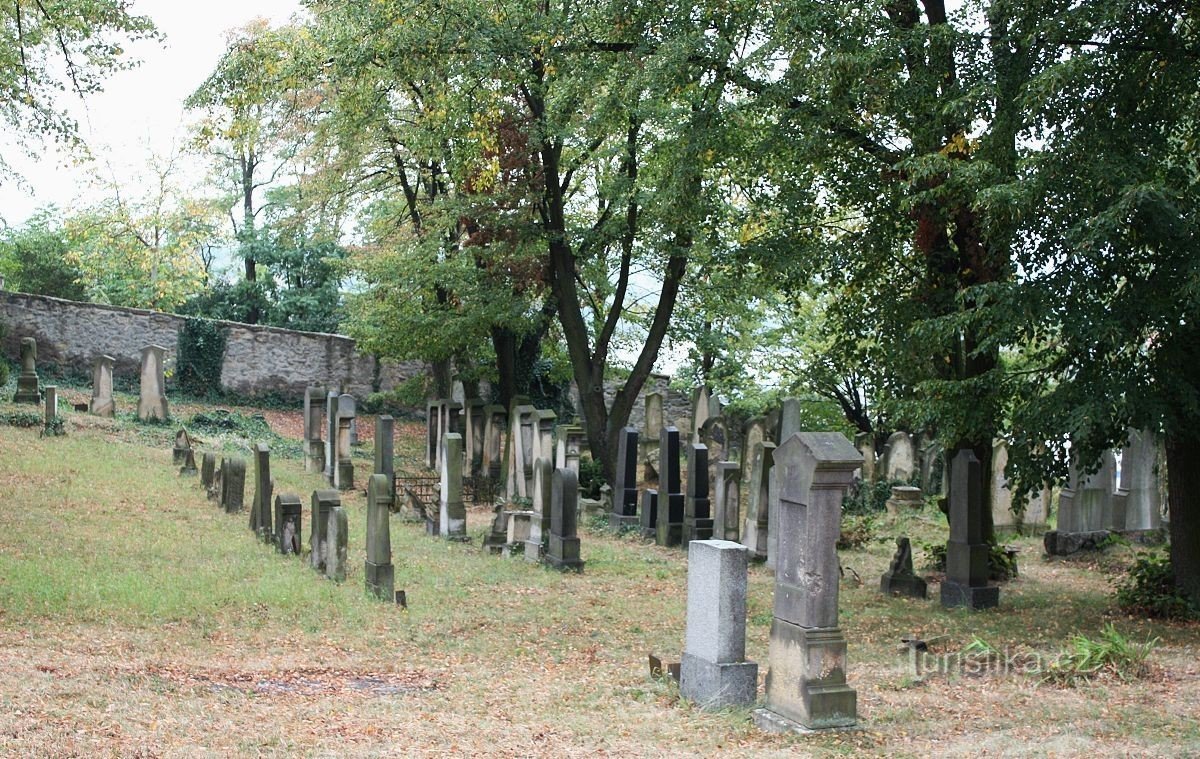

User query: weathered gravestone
[545,467,584,572]
[326,505,349,583]
[440,433,468,540]
[436,399,463,472]
[691,387,713,446]
[1121,428,1164,532]
[43,385,59,434]
[682,443,712,545]
[482,404,507,480]
[639,489,659,540]
[778,398,802,443]
[324,390,339,483]
[643,392,664,482]
[335,394,356,491]
[505,400,536,501]
[941,450,1000,610]
[309,490,340,572]
[365,473,395,599]
[885,485,923,514]
[274,494,303,555]
[221,457,247,514]
[209,458,224,502]
[882,431,915,482]
[90,354,115,417]
[525,458,553,561]
[426,399,439,470]
[200,452,216,491]
[740,418,767,492]
[179,447,198,477]
[700,416,734,499]
[533,409,557,466]
[880,537,927,599]
[303,384,325,474]
[556,425,585,475]
[990,441,1050,533]
[855,432,876,482]
[741,441,775,561]
[680,540,757,710]
[713,461,741,542]
[1045,453,1114,555]
[610,427,640,531]
[137,345,170,422]
[464,399,487,477]
[374,415,395,505]
[172,429,192,465]
[250,444,273,543]
[13,337,41,404]
[655,426,684,547]
[755,432,862,733]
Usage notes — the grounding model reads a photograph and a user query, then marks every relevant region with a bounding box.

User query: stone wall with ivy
[0,290,424,399]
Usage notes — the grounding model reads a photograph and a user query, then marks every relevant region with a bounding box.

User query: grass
[0,390,1198,756]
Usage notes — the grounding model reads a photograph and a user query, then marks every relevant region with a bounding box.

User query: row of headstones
[10,337,170,421]
[301,384,358,491]
[675,442,997,735]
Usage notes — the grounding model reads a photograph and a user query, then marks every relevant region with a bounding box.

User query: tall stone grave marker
[882,431,915,482]
[779,398,802,443]
[426,399,439,469]
[1121,428,1163,532]
[639,489,659,540]
[137,345,169,421]
[741,441,775,561]
[326,505,349,583]
[713,461,741,541]
[464,399,487,477]
[440,433,468,540]
[209,457,224,501]
[680,540,756,709]
[546,467,584,571]
[855,432,876,482]
[533,409,557,465]
[609,427,639,530]
[941,450,1000,609]
[334,394,356,491]
[274,494,303,555]
[655,426,684,547]
[200,452,216,491]
[692,387,712,445]
[251,444,273,543]
[43,385,58,433]
[1046,453,1116,554]
[304,384,325,473]
[13,337,41,404]
[682,443,712,545]
[309,490,339,572]
[740,418,767,494]
[222,457,247,513]
[365,473,395,599]
[482,404,507,480]
[756,432,861,733]
[324,390,339,483]
[374,415,395,505]
[90,354,115,417]
[643,392,664,481]
[505,401,536,501]
[525,458,553,561]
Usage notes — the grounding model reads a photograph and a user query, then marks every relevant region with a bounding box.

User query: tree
[0,206,86,300]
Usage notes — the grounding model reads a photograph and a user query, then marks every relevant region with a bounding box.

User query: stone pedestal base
[753,708,860,735]
[13,374,41,404]
[336,461,354,491]
[365,561,394,600]
[90,398,114,417]
[609,512,638,531]
[940,580,999,609]
[137,396,169,422]
[742,520,768,561]
[680,652,757,710]
[763,621,856,730]
[880,572,928,599]
[682,517,714,546]
[1043,529,1110,556]
[546,535,583,572]
[305,441,325,474]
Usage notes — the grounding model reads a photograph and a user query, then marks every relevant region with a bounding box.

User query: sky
[0,0,304,227]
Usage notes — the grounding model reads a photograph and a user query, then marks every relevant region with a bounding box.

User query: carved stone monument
[879,537,928,599]
[655,426,684,547]
[365,473,395,599]
[13,337,41,404]
[682,443,712,545]
[680,540,757,709]
[274,494,303,555]
[440,433,468,540]
[545,467,584,572]
[941,450,1000,610]
[90,354,115,417]
[309,490,340,573]
[137,345,169,422]
[610,427,639,530]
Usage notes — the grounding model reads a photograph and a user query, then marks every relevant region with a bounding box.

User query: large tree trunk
[1165,431,1200,606]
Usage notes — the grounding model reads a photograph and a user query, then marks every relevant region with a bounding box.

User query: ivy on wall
[176,318,227,398]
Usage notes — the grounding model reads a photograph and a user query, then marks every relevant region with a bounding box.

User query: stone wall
[571,373,691,434]
[0,290,425,399]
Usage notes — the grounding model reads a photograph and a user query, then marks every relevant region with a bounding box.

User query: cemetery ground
[1,387,1198,756]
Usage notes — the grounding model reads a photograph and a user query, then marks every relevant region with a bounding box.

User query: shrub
[918,540,1017,581]
[0,410,42,428]
[1039,624,1158,686]
[577,456,604,500]
[838,514,877,549]
[843,478,892,515]
[176,318,227,398]
[1115,551,1198,620]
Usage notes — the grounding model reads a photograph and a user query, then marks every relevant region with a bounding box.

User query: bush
[838,514,877,549]
[176,318,227,398]
[188,410,271,437]
[1115,551,1198,620]
[1039,624,1158,686]
[577,456,604,500]
[843,478,892,515]
[362,375,432,417]
[0,410,42,428]
[918,540,1018,581]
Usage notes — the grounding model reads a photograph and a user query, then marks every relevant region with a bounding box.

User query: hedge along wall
[0,290,425,400]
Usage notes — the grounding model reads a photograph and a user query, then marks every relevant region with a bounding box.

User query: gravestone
[505,401,536,501]
[309,490,340,572]
[533,410,558,469]
[545,467,584,571]
[682,443,712,545]
[918,437,942,494]
[13,337,41,404]
[274,494,303,555]
[639,489,659,540]
[325,390,339,483]
[556,425,585,475]
[680,540,756,709]
[741,441,776,561]
[855,433,876,482]
[179,447,198,477]
[137,345,170,421]
[643,392,664,482]
[880,537,927,599]
[335,394,356,491]
[756,432,861,733]
[426,399,439,470]
[740,418,768,496]
[504,509,534,557]
[90,354,115,417]
[464,399,487,477]
[525,458,553,561]
[209,458,225,502]
[609,427,639,530]
[883,431,914,482]
[941,450,1000,609]
[221,457,247,514]
[1121,428,1163,532]
[699,416,731,498]
[440,433,467,540]
[200,452,216,491]
[374,415,395,506]
[172,429,192,465]
[990,441,1050,533]
[251,444,273,542]
[1046,453,1115,555]
[482,404,508,480]
[365,473,395,599]
[655,426,684,547]
[43,385,59,434]
[326,506,348,583]
[713,461,741,542]
[778,398,802,443]
[885,485,923,514]
[692,387,713,446]
[304,384,325,473]
[436,400,463,471]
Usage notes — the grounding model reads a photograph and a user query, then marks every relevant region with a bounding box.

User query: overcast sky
[0,0,303,227]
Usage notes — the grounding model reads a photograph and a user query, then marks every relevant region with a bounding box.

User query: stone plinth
[639,489,659,540]
[610,427,640,530]
[682,443,712,545]
[546,468,584,571]
[136,344,169,421]
[885,485,923,514]
[274,494,303,555]
[310,490,340,573]
[13,337,41,404]
[879,537,927,599]
[680,540,756,709]
[440,433,467,540]
[941,451,1000,610]
[90,354,115,416]
[365,474,394,599]
[251,444,273,543]
[326,505,348,583]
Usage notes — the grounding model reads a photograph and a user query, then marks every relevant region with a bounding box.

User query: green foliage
[0,410,42,428]
[1039,625,1158,687]
[577,457,605,501]
[362,376,434,418]
[837,514,877,550]
[42,416,65,437]
[1115,552,1199,621]
[523,358,575,424]
[919,539,1018,582]
[843,478,892,516]
[0,360,8,388]
[176,319,227,398]
[187,410,270,437]
[0,208,87,300]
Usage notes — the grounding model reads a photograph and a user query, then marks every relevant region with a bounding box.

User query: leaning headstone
[941,450,1000,610]
[374,415,395,504]
[251,444,273,542]
[309,490,340,572]
[222,457,247,514]
[365,474,395,599]
[680,540,756,710]
[656,426,684,547]
[326,506,349,583]
[525,458,553,561]
[304,384,325,474]
[137,345,170,422]
[200,452,216,491]
[682,443,712,545]
[13,337,42,404]
[880,537,928,599]
[172,429,192,465]
[179,447,198,477]
[545,467,584,571]
[741,441,776,561]
[1121,428,1163,532]
[274,494,303,555]
[609,427,640,530]
[755,432,861,733]
[90,354,115,417]
[713,461,741,542]
[882,431,915,482]
[639,489,659,540]
[334,394,356,491]
[439,433,467,540]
